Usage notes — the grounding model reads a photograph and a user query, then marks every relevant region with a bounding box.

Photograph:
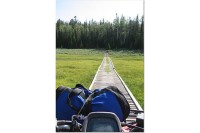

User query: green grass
[110,52,144,109]
[56,49,144,109]
[56,49,104,88]
[56,49,105,55]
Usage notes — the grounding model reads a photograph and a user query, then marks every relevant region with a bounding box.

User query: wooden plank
[88,55,144,124]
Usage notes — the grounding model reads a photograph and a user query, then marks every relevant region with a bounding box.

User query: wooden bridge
[89,54,143,123]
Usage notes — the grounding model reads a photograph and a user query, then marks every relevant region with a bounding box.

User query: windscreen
[86,117,119,132]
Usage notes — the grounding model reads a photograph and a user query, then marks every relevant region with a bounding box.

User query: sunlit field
[56,49,144,109]
[110,50,144,109]
[56,49,104,88]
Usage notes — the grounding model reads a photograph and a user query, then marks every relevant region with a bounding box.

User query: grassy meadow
[109,50,144,109]
[56,49,104,88]
[56,49,144,109]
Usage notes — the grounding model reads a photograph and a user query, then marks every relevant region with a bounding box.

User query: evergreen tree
[56,15,144,51]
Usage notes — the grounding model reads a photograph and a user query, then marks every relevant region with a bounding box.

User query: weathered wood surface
[89,55,143,122]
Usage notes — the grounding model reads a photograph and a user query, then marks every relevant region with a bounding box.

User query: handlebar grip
[56,120,72,132]
[56,125,71,132]
[57,120,72,125]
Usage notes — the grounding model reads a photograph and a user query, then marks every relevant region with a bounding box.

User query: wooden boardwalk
[89,54,143,122]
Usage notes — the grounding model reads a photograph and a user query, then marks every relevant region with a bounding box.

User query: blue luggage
[83,86,130,122]
[56,84,92,120]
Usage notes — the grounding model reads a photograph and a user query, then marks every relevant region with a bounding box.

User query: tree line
[56,14,144,50]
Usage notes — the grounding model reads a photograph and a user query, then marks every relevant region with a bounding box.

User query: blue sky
[56,0,143,23]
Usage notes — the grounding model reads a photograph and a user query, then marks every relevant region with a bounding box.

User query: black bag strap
[84,86,130,121]
[67,88,86,111]
[56,85,87,112]
[75,84,91,96]
[56,86,71,100]
[105,86,130,121]
[69,88,86,99]
[83,89,109,115]
[75,84,85,89]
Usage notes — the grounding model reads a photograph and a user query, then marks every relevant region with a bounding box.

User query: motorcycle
[56,111,144,132]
